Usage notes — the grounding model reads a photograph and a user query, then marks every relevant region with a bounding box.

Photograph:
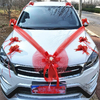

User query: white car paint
[3,29,95,66]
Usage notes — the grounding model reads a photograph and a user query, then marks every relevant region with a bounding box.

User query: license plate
[31,84,66,94]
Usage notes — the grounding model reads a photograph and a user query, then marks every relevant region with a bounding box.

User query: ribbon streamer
[4,37,21,49]
[82,18,89,26]
[75,45,89,55]
[23,1,34,10]
[9,19,85,87]
[79,37,98,54]
[7,45,22,58]
[54,27,85,56]
[9,19,17,26]
[7,45,22,77]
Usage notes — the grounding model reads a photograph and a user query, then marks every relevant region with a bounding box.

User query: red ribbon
[7,45,22,77]
[82,18,89,26]
[29,1,34,6]
[23,1,34,10]
[79,37,98,54]
[79,37,90,44]
[9,37,21,45]
[7,45,22,57]
[9,19,17,26]
[4,37,21,49]
[42,52,60,87]
[75,45,89,55]
[54,27,85,56]
[66,2,72,6]
[10,19,85,87]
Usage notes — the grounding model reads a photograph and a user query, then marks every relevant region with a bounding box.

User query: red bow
[82,18,89,25]
[29,1,34,6]
[7,45,22,77]
[66,2,72,6]
[79,36,98,54]
[7,45,22,56]
[42,52,60,87]
[75,45,89,55]
[23,1,34,10]
[9,37,21,45]
[9,19,17,26]
[79,37,90,43]
[4,37,21,49]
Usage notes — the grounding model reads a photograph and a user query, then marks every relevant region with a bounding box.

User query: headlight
[84,47,99,70]
[0,46,13,70]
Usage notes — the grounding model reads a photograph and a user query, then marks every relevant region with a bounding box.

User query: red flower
[82,18,89,25]
[75,45,89,55]
[29,2,34,6]
[42,52,61,87]
[4,37,21,49]
[42,52,60,65]
[79,37,90,43]
[7,45,22,55]
[9,37,21,45]
[66,2,72,6]
[9,19,17,26]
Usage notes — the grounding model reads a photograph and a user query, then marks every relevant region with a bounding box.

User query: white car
[0,2,99,100]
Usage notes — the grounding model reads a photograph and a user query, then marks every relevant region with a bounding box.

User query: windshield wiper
[47,27,68,30]
[18,26,68,30]
[19,26,34,29]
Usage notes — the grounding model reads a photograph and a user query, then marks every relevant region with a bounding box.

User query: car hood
[3,29,95,67]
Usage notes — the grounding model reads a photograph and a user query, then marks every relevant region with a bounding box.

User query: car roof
[30,2,69,6]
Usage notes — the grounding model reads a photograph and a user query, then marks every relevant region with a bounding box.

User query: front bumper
[0,60,99,100]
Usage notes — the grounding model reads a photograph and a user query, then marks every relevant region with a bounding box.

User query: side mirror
[11,23,14,26]
[82,18,89,27]
[9,19,17,26]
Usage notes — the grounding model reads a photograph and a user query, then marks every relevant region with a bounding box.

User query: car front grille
[14,65,83,78]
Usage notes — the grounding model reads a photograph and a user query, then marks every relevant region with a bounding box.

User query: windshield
[17,6,81,30]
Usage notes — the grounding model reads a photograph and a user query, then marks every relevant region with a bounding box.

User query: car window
[18,6,81,30]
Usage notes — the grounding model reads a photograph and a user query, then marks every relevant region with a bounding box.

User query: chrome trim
[17,68,39,74]
[17,82,90,95]
[17,73,82,80]
[18,74,44,80]
[18,83,31,88]
[17,93,82,99]
[14,63,85,68]
[87,72,99,85]
[1,76,11,86]
[17,83,82,89]
[14,63,84,79]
